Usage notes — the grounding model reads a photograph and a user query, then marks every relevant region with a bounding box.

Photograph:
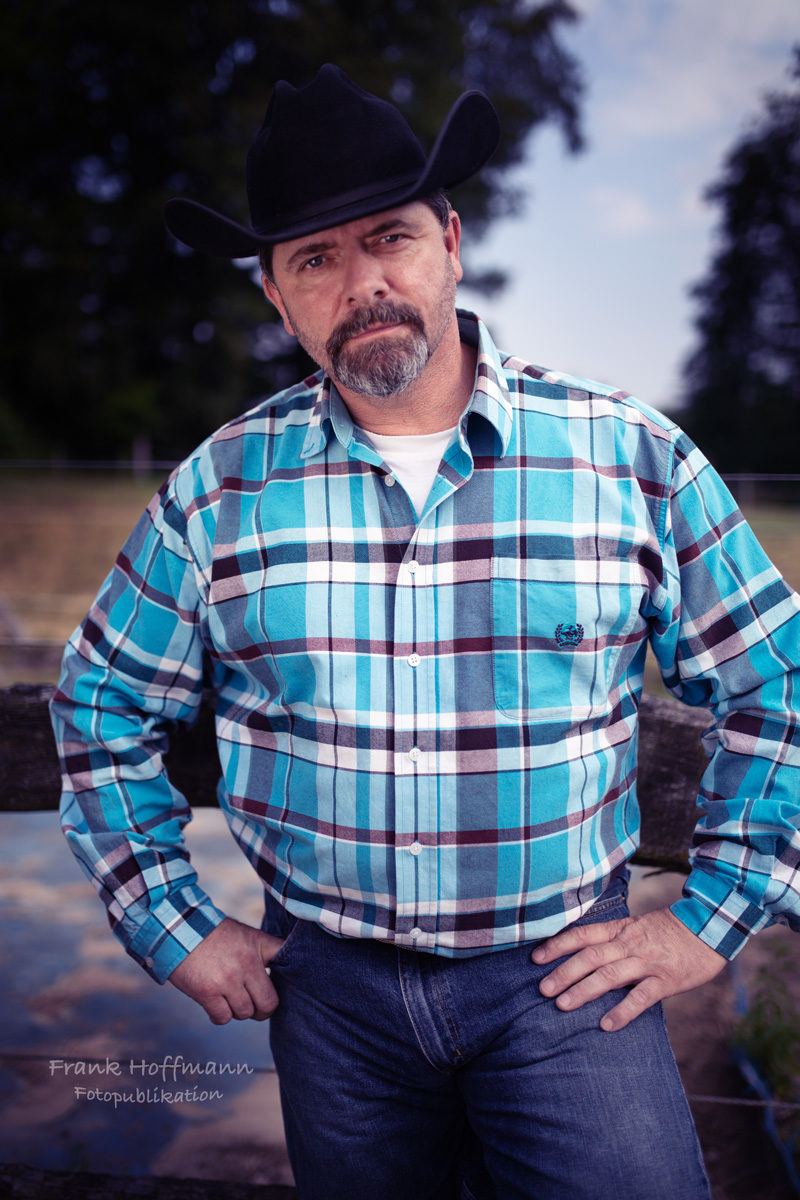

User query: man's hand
[168,917,284,1025]
[531,906,727,1032]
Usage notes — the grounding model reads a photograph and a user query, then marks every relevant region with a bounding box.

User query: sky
[459,0,799,416]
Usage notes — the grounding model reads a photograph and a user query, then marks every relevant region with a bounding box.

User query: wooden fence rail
[0,684,712,1198]
[0,685,711,872]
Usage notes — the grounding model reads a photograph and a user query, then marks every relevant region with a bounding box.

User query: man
[51,65,800,1199]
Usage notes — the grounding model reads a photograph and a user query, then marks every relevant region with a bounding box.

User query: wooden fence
[1,685,710,870]
[0,685,711,1198]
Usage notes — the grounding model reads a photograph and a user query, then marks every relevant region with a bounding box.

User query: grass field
[0,470,161,685]
[1,467,798,687]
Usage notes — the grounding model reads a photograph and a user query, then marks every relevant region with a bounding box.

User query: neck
[335,313,476,435]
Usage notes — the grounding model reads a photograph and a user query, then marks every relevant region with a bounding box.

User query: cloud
[571,0,799,141]
[27,963,147,1025]
[151,1072,293,1184]
[1,1032,133,1129]
[588,184,660,234]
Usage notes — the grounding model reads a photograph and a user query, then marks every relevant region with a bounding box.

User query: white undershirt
[364,426,458,517]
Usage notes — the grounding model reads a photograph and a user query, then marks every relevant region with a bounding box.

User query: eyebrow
[366,216,418,237]
[282,216,420,272]
[283,239,338,271]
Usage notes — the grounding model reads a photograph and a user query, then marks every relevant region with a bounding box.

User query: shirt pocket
[491,556,643,721]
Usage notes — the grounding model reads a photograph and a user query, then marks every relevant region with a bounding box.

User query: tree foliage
[1,0,584,461]
[681,47,800,474]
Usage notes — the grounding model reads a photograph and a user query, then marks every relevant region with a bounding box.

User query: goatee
[326,300,430,397]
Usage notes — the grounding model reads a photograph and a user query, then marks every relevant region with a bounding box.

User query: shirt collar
[459,310,514,456]
[300,309,513,460]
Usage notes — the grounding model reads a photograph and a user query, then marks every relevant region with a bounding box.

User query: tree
[0,0,584,462]
[681,47,800,475]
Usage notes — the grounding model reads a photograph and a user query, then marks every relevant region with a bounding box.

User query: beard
[279,254,459,400]
[325,300,430,397]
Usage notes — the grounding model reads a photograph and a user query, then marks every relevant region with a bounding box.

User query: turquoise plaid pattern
[51,312,800,982]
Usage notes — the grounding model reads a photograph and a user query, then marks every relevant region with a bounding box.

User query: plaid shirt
[51,311,800,983]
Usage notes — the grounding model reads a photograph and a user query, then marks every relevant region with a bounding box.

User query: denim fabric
[264,880,710,1200]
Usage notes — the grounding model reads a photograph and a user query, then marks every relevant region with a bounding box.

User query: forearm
[56,729,228,981]
[51,482,224,978]
[651,441,800,956]
[670,670,800,956]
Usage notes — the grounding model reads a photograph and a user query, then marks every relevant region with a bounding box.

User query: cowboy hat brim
[164,90,499,258]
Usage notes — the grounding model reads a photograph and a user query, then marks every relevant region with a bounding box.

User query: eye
[380,233,403,246]
[302,254,325,271]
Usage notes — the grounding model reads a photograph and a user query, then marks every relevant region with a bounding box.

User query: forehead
[272,201,436,263]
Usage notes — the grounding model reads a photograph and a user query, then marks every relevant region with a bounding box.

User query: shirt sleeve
[49,480,227,982]
[648,432,800,958]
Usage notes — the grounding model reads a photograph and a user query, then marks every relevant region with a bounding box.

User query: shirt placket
[355,417,474,951]
[392,545,437,948]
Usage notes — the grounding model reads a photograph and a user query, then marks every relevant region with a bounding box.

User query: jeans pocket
[266,913,304,970]
[576,892,629,925]
[261,889,305,968]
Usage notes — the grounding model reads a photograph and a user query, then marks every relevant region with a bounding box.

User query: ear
[444,210,464,285]
[261,275,294,337]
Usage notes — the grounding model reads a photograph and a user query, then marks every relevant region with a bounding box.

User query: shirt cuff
[670,868,773,959]
[123,888,228,983]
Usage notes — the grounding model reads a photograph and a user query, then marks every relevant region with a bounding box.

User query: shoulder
[500,352,680,443]
[496,349,698,511]
[166,370,325,508]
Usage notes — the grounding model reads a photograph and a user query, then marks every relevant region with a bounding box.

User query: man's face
[262,201,463,400]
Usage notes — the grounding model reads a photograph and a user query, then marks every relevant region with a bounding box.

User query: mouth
[346,321,406,342]
[327,303,425,363]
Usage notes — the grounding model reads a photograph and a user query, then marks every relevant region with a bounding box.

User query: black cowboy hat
[164,63,500,258]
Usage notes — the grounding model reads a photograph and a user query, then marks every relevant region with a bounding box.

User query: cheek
[281,293,333,346]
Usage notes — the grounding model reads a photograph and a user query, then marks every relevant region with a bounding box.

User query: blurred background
[1,1,799,1196]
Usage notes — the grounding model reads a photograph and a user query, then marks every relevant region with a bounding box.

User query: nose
[343,246,389,307]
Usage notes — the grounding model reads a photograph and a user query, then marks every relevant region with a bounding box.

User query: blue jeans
[264,879,710,1200]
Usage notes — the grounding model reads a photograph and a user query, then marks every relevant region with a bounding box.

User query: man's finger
[168,918,284,1023]
[598,978,667,1032]
[241,931,283,1019]
[228,988,257,1021]
[531,916,629,964]
[260,932,286,965]
[203,996,235,1026]
[540,945,641,1004]
[532,907,728,1030]
[245,989,276,1021]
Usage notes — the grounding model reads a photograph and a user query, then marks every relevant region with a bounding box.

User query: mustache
[326,301,426,360]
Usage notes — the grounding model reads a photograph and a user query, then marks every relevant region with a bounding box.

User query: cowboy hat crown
[164,63,500,258]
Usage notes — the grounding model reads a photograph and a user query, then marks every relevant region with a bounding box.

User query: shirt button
[410,927,422,940]
[407,560,419,574]
[408,652,421,668]
[144,957,154,969]
[385,475,396,487]
[409,841,423,856]
[408,747,421,763]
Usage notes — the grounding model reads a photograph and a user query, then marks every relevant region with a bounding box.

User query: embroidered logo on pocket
[554,622,584,648]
